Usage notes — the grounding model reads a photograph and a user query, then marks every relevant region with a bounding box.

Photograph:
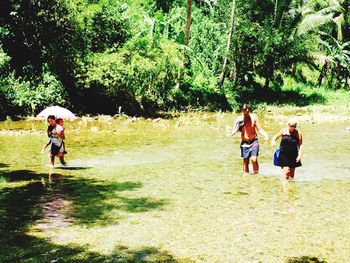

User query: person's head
[242,103,251,116]
[47,115,56,126]
[56,118,64,126]
[287,118,297,131]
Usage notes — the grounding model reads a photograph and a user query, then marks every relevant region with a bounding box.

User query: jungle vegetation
[0,0,349,118]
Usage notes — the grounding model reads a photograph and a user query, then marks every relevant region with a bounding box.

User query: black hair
[47,115,56,121]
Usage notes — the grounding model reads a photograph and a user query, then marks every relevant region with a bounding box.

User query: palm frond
[328,0,342,7]
[317,5,344,16]
[333,13,345,41]
[297,13,334,36]
[301,6,313,17]
[341,41,350,49]
[319,39,333,51]
[310,52,335,65]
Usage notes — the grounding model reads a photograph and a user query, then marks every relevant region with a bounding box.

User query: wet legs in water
[50,152,67,166]
[282,167,295,180]
[243,156,259,174]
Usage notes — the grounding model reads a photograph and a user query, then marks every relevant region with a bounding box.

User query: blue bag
[273,147,280,166]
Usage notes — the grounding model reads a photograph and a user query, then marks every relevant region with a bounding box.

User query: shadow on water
[55,176,169,225]
[1,169,40,181]
[55,166,92,170]
[0,235,183,263]
[0,163,9,168]
[286,256,327,263]
[0,168,176,262]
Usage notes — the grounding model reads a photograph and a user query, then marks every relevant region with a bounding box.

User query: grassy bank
[249,84,350,121]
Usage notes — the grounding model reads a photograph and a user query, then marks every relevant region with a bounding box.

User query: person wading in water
[47,115,67,167]
[271,118,302,180]
[232,104,268,174]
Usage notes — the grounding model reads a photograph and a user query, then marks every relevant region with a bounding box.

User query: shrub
[1,69,68,117]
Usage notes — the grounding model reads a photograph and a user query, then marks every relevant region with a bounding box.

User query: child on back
[56,118,67,154]
[41,117,67,166]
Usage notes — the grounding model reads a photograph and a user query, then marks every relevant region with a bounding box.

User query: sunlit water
[0,113,350,262]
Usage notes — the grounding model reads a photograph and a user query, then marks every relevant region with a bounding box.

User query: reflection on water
[0,113,350,262]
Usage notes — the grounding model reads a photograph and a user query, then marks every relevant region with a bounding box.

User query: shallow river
[0,112,349,262]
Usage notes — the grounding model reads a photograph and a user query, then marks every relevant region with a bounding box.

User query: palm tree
[262,0,347,88]
[297,0,349,88]
[296,0,346,39]
[315,37,350,88]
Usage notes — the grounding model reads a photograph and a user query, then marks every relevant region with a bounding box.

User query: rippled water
[0,113,349,262]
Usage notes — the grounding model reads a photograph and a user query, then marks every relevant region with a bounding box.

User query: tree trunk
[317,62,328,87]
[220,0,236,88]
[291,63,296,77]
[176,0,192,89]
[264,68,274,89]
[185,0,192,47]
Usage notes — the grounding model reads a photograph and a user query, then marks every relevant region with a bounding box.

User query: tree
[220,0,236,88]
[185,0,192,46]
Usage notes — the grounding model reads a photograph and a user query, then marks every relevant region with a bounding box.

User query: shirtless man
[232,104,268,174]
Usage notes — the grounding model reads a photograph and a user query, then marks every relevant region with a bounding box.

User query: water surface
[0,113,349,262]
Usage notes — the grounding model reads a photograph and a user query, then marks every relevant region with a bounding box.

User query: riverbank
[254,84,350,120]
[0,85,349,136]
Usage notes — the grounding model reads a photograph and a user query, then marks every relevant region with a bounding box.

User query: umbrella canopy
[36,106,77,121]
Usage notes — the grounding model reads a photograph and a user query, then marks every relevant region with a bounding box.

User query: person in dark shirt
[271,118,303,180]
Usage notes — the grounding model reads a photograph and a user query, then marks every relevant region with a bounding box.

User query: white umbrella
[36,106,77,121]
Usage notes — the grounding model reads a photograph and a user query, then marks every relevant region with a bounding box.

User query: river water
[0,112,349,262]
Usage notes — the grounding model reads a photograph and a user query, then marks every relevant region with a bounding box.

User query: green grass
[242,78,350,117]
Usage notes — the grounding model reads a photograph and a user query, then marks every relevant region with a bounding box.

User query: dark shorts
[241,139,259,159]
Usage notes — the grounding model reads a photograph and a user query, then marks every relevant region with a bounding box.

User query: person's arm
[60,129,65,140]
[296,131,303,162]
[255,117,268,141]
[231,117,243,136]
[271,129,283,147]
[41,142,50,153]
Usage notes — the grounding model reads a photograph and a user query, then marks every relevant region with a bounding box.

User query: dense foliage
[0,0,349,118]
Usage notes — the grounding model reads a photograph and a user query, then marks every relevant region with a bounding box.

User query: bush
[77,36,184,115]
[0,69,68,117]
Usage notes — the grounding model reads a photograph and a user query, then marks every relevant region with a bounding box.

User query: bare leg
[289,168,295,178]
[243,158,250,174]
[57,152,67,165]
[282,167,292,180]
[50,155,55,166]
[251,156,259,174]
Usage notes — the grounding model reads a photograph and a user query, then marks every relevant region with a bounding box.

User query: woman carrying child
[45,115,67,167]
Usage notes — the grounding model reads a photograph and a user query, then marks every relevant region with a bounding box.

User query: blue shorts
[241,139,259,159]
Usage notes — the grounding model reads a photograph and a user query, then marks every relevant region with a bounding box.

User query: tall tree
[185,0,192,46]
[220,0,236,88]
